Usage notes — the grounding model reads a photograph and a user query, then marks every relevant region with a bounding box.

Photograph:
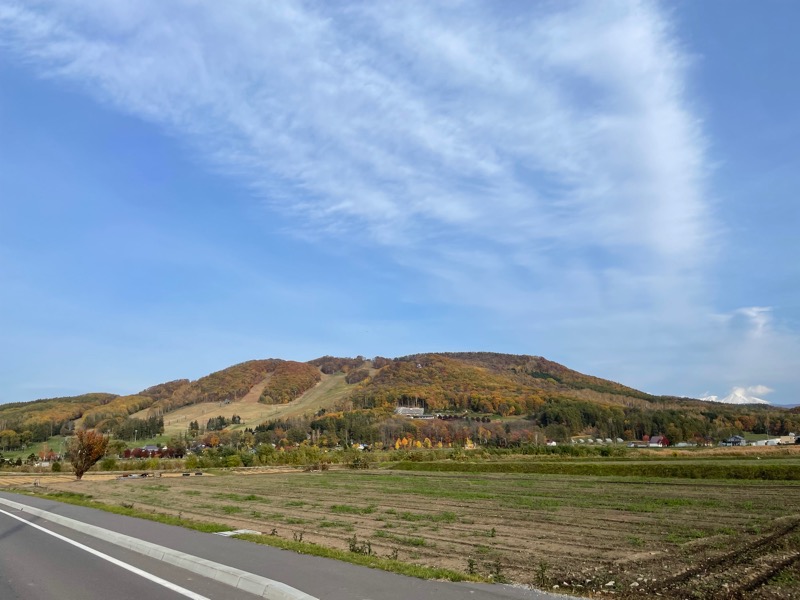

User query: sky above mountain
[1,0,798,405]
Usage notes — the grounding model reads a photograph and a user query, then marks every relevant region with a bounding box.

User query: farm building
[394,406,425,417]
[721,435,746,447]
[648,436,669,447]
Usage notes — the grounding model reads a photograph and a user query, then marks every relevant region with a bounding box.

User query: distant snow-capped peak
[700,386,771,405]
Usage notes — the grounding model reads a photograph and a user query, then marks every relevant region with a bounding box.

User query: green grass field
[390,457,800,479]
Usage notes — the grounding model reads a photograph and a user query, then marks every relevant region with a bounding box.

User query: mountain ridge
[2,352,797,448]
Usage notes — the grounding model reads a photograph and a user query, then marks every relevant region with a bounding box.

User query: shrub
[348,455,370,469]
[99,457,118,471]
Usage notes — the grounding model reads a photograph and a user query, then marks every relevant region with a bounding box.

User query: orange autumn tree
[65,430,109,480]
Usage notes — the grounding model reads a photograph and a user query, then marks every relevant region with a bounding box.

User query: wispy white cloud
[728,306,772,338]
[707,307,800,387]
[2,0,798,402]
[0,1,710,254]
[746,384,773,396]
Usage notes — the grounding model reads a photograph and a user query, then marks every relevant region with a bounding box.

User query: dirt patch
[0,472,125,487]
[23,469,800,598]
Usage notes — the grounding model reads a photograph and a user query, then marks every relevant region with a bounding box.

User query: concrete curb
[0,496,318,600]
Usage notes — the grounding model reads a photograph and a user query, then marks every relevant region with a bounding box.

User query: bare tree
[65,430,109,480]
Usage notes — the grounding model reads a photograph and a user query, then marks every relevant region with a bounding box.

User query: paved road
[0,491,571,600]
[0,508,264,600]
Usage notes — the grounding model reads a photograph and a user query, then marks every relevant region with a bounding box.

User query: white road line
[0,508,211,600]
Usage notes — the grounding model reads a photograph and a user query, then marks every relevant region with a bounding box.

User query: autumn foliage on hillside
[350,353,693,418]
[259,362,321,404]
[416,353,653,401]
[2,353,800,453]
[350,355,545,415]
[0,393,117,444]
[151,360,283,412]
[138,379,190,402]
[519,356,654,401]
[82,394,156,429]
[308,355,365,374]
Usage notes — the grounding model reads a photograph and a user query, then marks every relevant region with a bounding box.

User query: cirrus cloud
[1,0,798,403]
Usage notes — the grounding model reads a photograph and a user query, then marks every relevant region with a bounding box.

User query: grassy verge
[391,460,800,480]
[11,489,230,533]
[233,532,485,582]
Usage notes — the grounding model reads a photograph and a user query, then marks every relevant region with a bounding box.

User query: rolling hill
[2,352,797,448]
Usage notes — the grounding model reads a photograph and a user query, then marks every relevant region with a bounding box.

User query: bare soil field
[21,468,800,599]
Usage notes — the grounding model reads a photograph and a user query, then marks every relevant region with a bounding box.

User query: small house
[649,436,669,447]
[722,435,745,447]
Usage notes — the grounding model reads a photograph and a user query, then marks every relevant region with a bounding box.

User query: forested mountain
[342,353,798,442]
[350,352,673,414]
[1,352,798,450]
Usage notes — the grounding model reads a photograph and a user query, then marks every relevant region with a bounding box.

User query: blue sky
[1,0,798,406]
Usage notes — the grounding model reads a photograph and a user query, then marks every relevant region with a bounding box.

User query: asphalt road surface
[0,491,571,600]
[0,508,264,600]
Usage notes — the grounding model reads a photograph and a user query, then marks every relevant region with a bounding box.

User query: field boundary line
[0,495,318,600]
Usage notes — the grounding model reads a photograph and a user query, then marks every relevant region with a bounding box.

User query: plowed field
[25,468,800,598]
